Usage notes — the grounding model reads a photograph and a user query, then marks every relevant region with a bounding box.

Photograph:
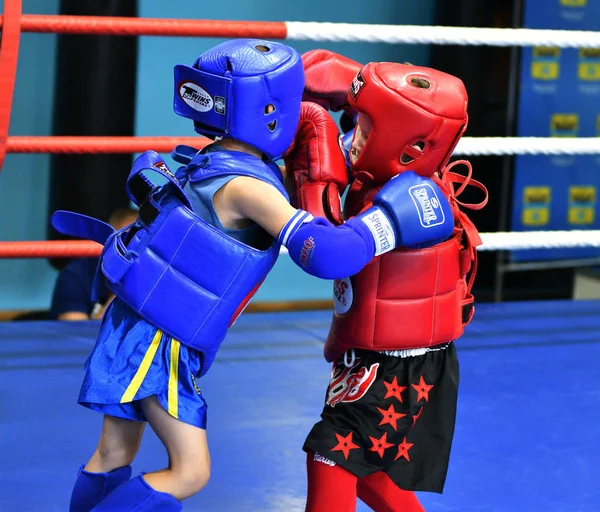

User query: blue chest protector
[52,146,288,375]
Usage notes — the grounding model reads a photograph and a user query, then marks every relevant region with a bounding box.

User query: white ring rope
[454,137,600,156]
[478,231,600,251]
[286,22,600,48]
[274,25,600,254]
[278,231,600,256]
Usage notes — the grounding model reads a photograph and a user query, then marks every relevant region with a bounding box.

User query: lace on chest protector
[433,159,488,292]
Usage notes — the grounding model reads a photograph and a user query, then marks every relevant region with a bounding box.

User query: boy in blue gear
[55,39,456,511]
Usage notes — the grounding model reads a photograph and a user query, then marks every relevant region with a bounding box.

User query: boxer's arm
[225,176,373,279]
[227,170,454,279]
[225,176,297,236]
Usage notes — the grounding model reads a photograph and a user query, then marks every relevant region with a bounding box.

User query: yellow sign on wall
[569,187,596,203]
[523,186,551,226]
[524,187,551,204]
[568,186,596,225]
[523,209,550,226]
[559,0,587,6]
[531,47,560,80]
[569,208,595,224]
[550,113,579,137]
[578,49,600,81]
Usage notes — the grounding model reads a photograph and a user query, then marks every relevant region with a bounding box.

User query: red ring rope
[0,0,22,172]
[0,15,288,38]
[6,136,211,154]
[0,240,102,259]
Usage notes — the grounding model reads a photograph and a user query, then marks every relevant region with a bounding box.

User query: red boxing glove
[302,49,362,119]
[283,102,349,225]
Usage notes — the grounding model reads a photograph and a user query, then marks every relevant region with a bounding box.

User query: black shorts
[303,343,459,494]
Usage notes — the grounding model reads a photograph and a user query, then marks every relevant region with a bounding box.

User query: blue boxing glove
[279,171,454,279]
[347,171,454,255]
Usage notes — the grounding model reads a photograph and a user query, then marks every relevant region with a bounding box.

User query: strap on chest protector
[434,159,489,294]
[51,150,189,301]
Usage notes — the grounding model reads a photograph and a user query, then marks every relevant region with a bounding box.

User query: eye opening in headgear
[400,141,426,164]
[264,104,277,131]
[410,77,430,89]
[255,44,271,53]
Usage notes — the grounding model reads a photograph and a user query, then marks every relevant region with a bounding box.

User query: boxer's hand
[283,102,349,224]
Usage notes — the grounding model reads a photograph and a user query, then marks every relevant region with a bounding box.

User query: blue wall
[0,0,435,310]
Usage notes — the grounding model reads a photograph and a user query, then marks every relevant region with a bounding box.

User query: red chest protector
[325,160,488,363]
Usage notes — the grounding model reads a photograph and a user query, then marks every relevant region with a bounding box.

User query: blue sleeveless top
[181,144,260,246]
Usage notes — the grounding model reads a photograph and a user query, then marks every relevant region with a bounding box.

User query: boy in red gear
[283,50,488,511]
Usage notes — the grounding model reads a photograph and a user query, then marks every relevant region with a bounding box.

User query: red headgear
[347,62,468,183]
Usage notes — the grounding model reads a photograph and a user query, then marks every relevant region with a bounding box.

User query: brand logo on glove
[409,184,445,227]
[299,236,315,267]
[179,81,214,112]
[349,71,366,100]
[366,211,394,254]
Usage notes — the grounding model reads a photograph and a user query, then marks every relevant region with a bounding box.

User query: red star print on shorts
[331,432,360,460]
[412,406,423,426]
[377,403,406,431]
[383,376,407,403]
[395,437,414,461]
[368,431,394,458]
[411,375,434,402]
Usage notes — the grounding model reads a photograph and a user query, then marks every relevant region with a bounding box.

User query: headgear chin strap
[173,39,305,160]
[347,62,468,183]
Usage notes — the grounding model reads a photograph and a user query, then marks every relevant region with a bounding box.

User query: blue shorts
[78,298,208,429]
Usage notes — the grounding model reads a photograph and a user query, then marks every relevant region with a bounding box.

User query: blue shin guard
[90,474,182,511]
[69,464,132,512]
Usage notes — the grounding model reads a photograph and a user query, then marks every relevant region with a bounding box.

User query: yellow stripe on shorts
[168,339,181,418]
[120,330,163,403]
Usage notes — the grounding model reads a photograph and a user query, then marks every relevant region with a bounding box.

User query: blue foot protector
[69,464,132,512]
[90,474,182,511]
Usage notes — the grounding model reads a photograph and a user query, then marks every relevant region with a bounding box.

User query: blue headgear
[173,39,305,160]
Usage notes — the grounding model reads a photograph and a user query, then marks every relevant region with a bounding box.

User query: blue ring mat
[1,299,599,511]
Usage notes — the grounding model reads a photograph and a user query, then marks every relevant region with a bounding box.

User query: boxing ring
[1,4,600,512]
[2,301,600,511]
